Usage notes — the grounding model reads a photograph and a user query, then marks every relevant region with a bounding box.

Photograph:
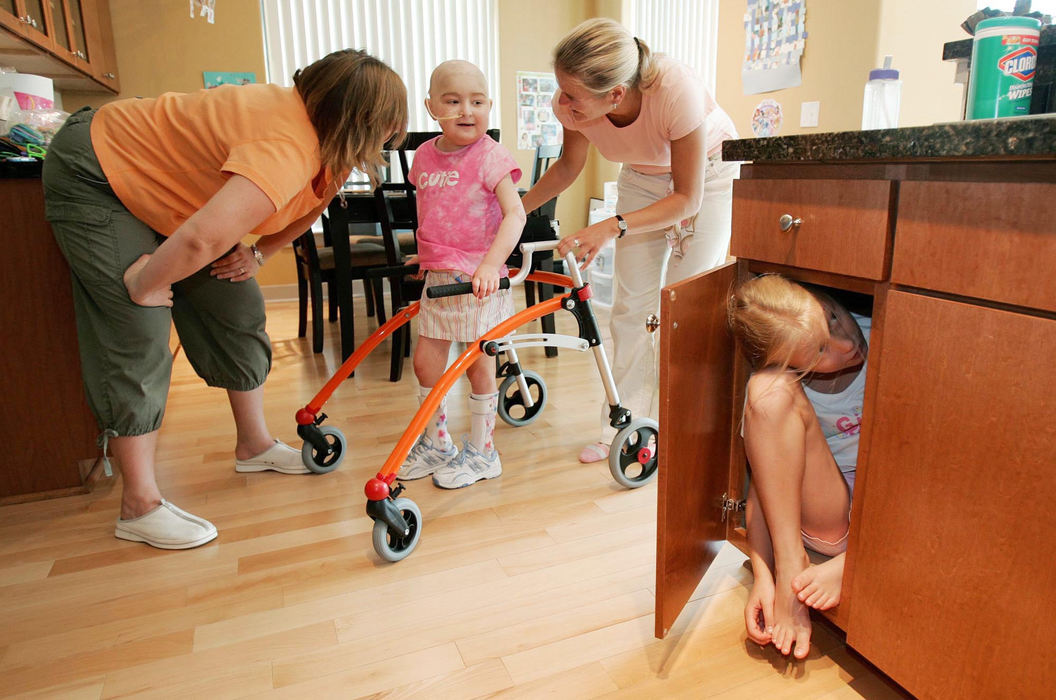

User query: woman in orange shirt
[42,49,407,550]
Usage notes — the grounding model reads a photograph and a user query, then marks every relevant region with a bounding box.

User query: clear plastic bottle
[861,56,901,130]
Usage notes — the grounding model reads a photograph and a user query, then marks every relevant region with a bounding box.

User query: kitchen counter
[942,23,1056,60]
[721,115,1056,163]
[665,120,1054,700]
[0,159,43,178]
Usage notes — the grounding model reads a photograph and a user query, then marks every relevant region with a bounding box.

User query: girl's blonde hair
[728,274,826,373]
[552,18,660,95]
[294,49,408,185]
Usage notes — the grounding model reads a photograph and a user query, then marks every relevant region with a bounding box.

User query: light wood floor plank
[0,300,900,698]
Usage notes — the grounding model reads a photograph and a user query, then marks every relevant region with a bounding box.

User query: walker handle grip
[426,277,511,298]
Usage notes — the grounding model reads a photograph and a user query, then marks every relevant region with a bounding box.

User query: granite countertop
[721,115,1056,163]
[943,24,1056,61]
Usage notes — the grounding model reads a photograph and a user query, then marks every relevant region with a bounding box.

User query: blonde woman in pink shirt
[521,18,740,463]
[401,60,526,489]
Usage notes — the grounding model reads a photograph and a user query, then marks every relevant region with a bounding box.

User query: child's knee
[465,357,496,392]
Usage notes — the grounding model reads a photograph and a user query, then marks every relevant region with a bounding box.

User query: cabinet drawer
[892,181,1056,313]
[730,179,893,280]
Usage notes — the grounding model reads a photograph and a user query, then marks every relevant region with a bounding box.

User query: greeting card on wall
[742,0,807,94]
[203,71,256,88]
[516,71,562,151]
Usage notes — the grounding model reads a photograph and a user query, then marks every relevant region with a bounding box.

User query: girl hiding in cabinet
[727,274,870,660]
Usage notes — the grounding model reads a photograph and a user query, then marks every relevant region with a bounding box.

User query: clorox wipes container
[966,16,1041,119]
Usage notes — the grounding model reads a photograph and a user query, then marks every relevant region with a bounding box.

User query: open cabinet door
[655,261,738,638]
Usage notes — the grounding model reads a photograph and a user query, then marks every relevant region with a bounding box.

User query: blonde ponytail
[553,18,659,95]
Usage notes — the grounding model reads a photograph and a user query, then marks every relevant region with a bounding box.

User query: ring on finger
[573,238,580,247]
[239,267,245,274]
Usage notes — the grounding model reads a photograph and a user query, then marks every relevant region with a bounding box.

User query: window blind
[627,0,719,93]
[260,0,500,133]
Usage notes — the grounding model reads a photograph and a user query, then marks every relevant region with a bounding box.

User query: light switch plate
[800,101,820,128]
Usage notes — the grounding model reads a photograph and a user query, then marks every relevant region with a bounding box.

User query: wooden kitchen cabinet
[0,0,117,94]
[0,171,100,502]
[656,150,1055,699]
[82,0,117,91]
[0,0,55,52]
[847,290,1054,698]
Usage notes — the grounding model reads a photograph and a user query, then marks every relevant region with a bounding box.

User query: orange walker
[294,241,659,561]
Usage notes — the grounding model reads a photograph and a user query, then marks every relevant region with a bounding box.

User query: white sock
[419,384,452,450]
[469,392,498,454]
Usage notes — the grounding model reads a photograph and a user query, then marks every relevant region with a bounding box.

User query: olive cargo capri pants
[41,108,272,438]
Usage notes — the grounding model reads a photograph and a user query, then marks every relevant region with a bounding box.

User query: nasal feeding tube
[425,102,463,121]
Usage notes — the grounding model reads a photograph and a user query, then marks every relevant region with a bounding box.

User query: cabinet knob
[104,72,116,79]
[778,214,803,232]
[645,313,660,333]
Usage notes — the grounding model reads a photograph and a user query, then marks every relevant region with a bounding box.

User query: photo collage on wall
[516,71,562,151]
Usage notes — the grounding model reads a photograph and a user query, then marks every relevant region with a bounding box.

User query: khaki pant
[601,155,739,441]
[41,107,271,437]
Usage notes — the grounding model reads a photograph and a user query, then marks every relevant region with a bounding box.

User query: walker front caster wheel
[371,497,422,562]
[609,418,659,488]
[301,426,346,474]
[497,370,548,427]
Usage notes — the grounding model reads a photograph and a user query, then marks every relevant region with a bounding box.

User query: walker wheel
[372,497,422,562]
[609,418,659,488]
[300,426,345,474]
[497,370,548,427]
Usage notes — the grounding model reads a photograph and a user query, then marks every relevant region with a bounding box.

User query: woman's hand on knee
[124,254,174,308]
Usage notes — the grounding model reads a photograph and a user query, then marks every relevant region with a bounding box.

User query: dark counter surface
[721,115,1056,163]
[943,24,1056,61]
[0,159,43,178]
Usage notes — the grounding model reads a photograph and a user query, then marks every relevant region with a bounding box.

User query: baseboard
[260,284,367,304]
[260,283,301,303]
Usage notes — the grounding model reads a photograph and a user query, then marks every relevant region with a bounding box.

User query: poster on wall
[742,0,807,95]
[515,71,562,151]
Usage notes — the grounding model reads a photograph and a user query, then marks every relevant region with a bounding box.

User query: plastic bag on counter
[4,107,70,144]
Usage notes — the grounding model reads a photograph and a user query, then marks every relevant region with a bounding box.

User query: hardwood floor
[0,296,905,698]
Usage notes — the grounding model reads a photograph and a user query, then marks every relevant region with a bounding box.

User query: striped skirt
[418,270,514,342]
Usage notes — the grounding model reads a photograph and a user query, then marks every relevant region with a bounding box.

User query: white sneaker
[115,500,217,550]
[400,435,459,480]
[432,440,502,489]
[235,440,310,474]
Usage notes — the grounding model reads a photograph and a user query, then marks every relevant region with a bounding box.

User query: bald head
[428,60,488,98]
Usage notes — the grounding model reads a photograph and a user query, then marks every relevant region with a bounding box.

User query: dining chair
[292,213,389,354]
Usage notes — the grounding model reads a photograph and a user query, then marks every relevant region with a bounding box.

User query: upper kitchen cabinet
[1,0,55,52]
[0,0,118,94]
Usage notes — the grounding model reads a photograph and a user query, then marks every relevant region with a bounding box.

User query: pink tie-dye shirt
[410,135,521,276]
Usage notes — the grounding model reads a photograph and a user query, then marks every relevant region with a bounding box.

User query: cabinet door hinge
[720,492,746,522]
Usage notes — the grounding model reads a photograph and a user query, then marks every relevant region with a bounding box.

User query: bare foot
[792,553,845,610]
[772,559,813,659]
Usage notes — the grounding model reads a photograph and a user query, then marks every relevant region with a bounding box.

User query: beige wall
[715,0,971,137]
[716,0,882,136]
[63,0,266,107]
[875,0,974,126]
[497,0,592,235]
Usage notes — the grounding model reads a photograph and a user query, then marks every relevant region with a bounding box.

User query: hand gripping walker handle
[426,277,511,299]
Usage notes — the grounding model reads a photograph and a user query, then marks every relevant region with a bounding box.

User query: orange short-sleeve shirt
[91,83,339,238]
